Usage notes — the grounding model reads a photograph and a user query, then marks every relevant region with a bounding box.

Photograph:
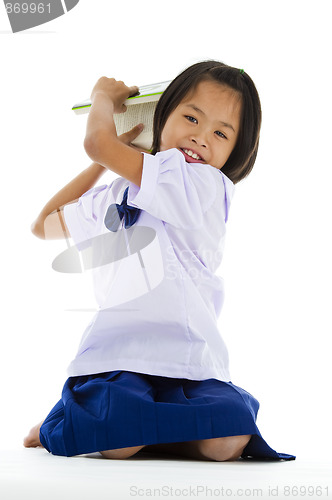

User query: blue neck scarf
[104,187,141,232]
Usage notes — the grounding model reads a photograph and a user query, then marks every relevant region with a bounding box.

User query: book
[72,81,171,150]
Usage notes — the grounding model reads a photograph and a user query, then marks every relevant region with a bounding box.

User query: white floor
[1,447,331,500]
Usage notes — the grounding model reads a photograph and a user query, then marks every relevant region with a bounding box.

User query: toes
[23,422,44,448]
[23,434,40,448]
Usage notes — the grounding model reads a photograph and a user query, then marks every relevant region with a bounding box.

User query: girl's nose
[191,134,207,148]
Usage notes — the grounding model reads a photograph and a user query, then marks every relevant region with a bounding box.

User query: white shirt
[63,148,235,382]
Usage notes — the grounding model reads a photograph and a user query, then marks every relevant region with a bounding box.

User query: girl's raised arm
[83,78,144,188]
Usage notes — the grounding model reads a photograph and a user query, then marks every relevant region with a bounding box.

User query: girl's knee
[100,444,145,460]
[197,435,252,462]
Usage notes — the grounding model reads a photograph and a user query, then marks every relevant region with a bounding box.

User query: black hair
[151,60,262,184]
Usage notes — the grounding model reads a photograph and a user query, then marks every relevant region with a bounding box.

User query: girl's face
[160,80,242,170]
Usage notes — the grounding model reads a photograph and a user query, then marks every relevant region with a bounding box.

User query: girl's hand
[90,77,139,114]
[118,124,150,153]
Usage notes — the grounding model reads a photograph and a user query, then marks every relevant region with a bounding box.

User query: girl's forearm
[84,92,117,146]
[33,162,106,222]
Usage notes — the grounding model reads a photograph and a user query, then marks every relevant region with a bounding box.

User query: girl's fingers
[119,124,144,145]
[91,79,138,100]
[128,85,140,98]
[115,81,139,97]
[90,79,140,114]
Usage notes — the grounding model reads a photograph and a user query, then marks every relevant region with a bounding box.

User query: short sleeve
[127,148,228,230]
[220,169,235,223]
[63,183,113,249]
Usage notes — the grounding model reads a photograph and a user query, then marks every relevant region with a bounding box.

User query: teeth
[183,149,201,160]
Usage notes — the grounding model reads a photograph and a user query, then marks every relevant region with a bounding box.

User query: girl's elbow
[31,220,45,240]
[83,134,96,159]
[84,132,105,162]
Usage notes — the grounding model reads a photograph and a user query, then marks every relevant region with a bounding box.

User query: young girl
[24,60,295,462]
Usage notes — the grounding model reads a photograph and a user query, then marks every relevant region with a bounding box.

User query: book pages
[114,102,157,150]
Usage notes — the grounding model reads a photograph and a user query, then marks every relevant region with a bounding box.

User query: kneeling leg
[99,444,145,460]
[197,434,252,462]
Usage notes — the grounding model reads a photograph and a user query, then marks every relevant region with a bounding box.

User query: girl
[24,60,295,462]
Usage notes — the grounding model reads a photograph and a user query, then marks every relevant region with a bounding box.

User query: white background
[1,0,331,461]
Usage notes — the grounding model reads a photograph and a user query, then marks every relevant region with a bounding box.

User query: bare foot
[23,421,44,448]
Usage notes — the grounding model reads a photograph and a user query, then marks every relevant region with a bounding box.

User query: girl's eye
[185,115,198,124]
[215,130,227,139]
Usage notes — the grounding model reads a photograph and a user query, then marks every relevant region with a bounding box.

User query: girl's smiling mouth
[179,148,205,163]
